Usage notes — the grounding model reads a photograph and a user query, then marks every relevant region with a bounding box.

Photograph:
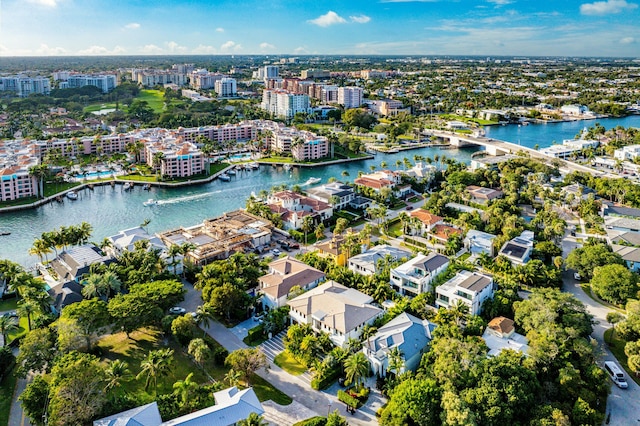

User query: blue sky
[0,0,638,57]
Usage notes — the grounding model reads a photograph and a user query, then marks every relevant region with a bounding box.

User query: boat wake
[152,179,293,205]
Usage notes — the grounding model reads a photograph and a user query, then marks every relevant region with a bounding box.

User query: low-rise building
[258,256,326,309]
[606,216,640,233]
[402,162,436,182]
[48,244,114,284]
[464,230,497,256]
[158,210,273,265]
[287,281,383,348]
[614,145,640,161]
[482,316,529,357]
[409,209,443,234]
[354,170,404,197]
[390,252,450,296]
[266,190,333,230]
[363,312,436,377]
[435,270,494,316]
[106,227,181,274]
[498,230,535,265]
[465,186,504,205]
[315,235,348,266]
[48,281,84,314]
[348,244,411,276]
[611,244,640,272]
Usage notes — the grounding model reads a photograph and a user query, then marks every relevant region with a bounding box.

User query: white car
[272,248,281,256]
[169,306,186,315]
[573,272,582,281]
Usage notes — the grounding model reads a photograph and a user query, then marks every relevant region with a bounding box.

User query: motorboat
[143,183,151,191]
[143,198,157,206]
[283,164,292,171]
[66,191,78,200]
[123,182,132,191]
[227,168,237,176]
[0,232,11,236]
[305,177,321,185]
[218,173,231,182]
[250,162,260,170]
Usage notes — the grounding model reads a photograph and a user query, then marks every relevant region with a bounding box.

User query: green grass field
[83,102,119,113]
[274,350,307,376]
[137,90,166,113]
[7,316,29,345]
[0,298,18,312]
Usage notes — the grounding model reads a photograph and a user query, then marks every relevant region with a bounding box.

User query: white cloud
[124,23,140,30]
[580,0,637,15]
[26,0,60,6]
[216,27,225,33]
[488,0,514,4]
[260,42,276,50]
[166,41,188,53]
[293,46,309,54]
[34,44,67,55]
[308,11,347,27]
[220,41,242,52]
[350,15,371,24]
[140,44,164,54]
[77,45,126,55]
[620,36,636,44]
[193,44,217,54]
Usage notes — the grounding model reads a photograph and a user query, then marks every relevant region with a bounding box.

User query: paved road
[561,237,640,425]
[7,348,31,426]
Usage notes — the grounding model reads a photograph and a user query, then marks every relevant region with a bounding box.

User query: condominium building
[0,166,38,201]
[134,70,187,87]
[214,77,237,97]
[254,65,279,80]
[365,99,410,116]
[190,69,228,90]
[63,74,117,93]
[145,140,205,178]
[0,76,51,97]
[261,89,311,119]
[338,87,363,109]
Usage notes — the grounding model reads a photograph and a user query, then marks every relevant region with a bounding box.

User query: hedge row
[337,390,360,408]
[310,367,341,390]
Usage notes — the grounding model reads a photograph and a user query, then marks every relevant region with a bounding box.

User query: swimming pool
[73,170,115,180]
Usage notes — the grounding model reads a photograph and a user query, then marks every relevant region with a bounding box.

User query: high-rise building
[65,74,117,93]
[0,76,51,97]
[214,78,237,97]
[261,89,310,119]
[338,87,363,109]
[190,69,228,90]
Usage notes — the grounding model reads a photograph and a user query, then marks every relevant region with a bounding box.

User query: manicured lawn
[0,365,17,426]
[83,102,119,113]
[0,196,38,208]
[43,181,80,197]
[386,220,404,238]
[293,417,326,426]
[7,316,29,345]
[137,90,166,113]
[210,162,231,174]
[118,174,158,182]
[249,373,292,405]
[0,298,18,312]
[604,328,640,385]
[274,350,307,376]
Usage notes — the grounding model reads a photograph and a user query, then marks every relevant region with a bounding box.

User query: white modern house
[498,230,535,266]
[464,230,497,256]
[306,182,356,210]
[390,252,449,296]
[363,312,436,377]
[258,256,326,309]
[435,270,494,316]
[93,387,264,426]
[482,317,529,357]
[348,244,411,276]
[107,226,182,273]
[287,281,383,348]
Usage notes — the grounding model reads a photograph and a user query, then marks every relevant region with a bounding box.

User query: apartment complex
[60,74,117,93]
[133,70,187,87]
[145,140,205,178]
[214,77,237,97]
[338,87,364,109]
[190,69,228,90]
[261,89,311,119]
[0,76,51,97]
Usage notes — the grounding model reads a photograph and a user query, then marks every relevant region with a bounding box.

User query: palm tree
[188,338,211,371]
[194,305,215,336]
[344,352,370,390]
[167,244,183,275]
[173,372,199,408]
[136,348,174,395]
[0,315,18,346]
[314,223,326,241]
[180,242,197,277]
[101,270,122,301]
[237,413,269,426]
[140,218,151,233]
[105,360,132,393]
[301,216,314,247]
[387,347,404,376]
[450,300,470,327]
[17,299,38,331]
[225,368,242,387]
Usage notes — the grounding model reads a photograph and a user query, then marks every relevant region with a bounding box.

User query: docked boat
[66,191,78,200]
[305,177,321,185]
[0,232,11,236]
[283,164,292,171]
[123,182,132,191]
[228,168,237,176]
[251,162,260,170]
[218,173,231,182]
[143,198,157,206]
[143,183,151,191]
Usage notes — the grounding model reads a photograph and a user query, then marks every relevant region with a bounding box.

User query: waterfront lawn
[0,298,18,312]
[274,350,307,376]
[0,196,38,208]
[209,162,230,174]
[604,328,640,385]
[43,181,80,197]
[0,364,17,426]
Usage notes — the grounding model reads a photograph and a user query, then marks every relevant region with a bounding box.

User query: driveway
[230,317,258,341]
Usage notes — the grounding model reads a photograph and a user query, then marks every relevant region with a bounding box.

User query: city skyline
[0,0,638,57]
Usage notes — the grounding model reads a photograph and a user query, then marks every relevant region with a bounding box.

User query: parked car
[288,242,300,249]
[406,205,414,210]
[272,248,282,256]
[169,306,186,315]
[573,272,582,281]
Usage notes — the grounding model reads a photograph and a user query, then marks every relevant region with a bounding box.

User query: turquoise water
[3,114,640,267]
[73,170,114,180]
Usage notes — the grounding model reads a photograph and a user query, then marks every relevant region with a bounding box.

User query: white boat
[305,177,321,185]
[143,183,151,191]
[283,164,292,171]
[228,169,237,176]
[66,191,78,200]
[123,182,132,191]
[250,162,260,170]
[218,173,231,182]
[143,198,157,206]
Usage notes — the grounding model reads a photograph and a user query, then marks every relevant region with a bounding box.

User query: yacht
[143,183,151,191]
[305,177,321,185]
[218,173,231,182]
[227,168,237,176]
[66,191,78,200]
[123,182,132,191]
[143,199,157,206]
